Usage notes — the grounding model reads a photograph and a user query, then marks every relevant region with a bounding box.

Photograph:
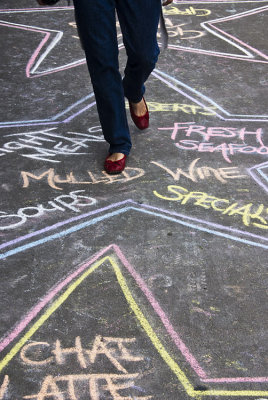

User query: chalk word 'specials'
[154,184,268,230]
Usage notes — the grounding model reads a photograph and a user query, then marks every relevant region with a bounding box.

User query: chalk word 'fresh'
[153,185,268,230]
[21,167,145,191]
[0,191,96,230]
[159,123,268,163]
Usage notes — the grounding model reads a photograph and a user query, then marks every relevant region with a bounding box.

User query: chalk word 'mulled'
[151,158,247,184]
[21,167,145,191]
[159,123,268,163]
[0,190,96,230]
[153,185,268,230]
[0,127,105,163]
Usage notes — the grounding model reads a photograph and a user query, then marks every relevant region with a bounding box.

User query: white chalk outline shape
[0,205,267,388]
[152,68,268,122]
[0,7,124,78]
[167,4,268,63]
[0,4,267,126]
[248,161,268,193]
[0,7,85,78]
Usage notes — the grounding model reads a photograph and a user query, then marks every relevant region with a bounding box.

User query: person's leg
[116,0,161,105]
[73,0,131,156]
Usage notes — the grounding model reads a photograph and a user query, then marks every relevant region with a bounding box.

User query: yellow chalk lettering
[194,195,219,209]
[153,185,188,201]
[198,106,216,116]
[253,222,268,229]
[177,104,196,114]
[222,202,238,215]
[180,191,206,205]
[191,7,211,16]
[211,199,230,212]
[227,203,253,226]
[249,204,268,227]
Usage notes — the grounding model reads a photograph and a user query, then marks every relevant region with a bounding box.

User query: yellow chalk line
[111,257,268,398]
[1,254,267,398]
[0,256,108,374]
[110,258,195,397]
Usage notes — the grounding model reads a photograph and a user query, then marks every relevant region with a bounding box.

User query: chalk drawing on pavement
[248,161,268,194]
[1,200,268,260]
[0,245,267,398]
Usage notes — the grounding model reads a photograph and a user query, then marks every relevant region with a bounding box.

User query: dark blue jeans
[73,0,161,155]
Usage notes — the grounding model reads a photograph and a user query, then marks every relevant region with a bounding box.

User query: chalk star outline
[1,3,268,128]
[167,4,268,63]
[0,5,267,397]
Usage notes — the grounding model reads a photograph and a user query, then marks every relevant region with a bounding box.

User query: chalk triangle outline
[0,245,267,398]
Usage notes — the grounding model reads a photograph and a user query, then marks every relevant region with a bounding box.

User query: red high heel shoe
[129,97,149,130]
[104,154,127,175]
